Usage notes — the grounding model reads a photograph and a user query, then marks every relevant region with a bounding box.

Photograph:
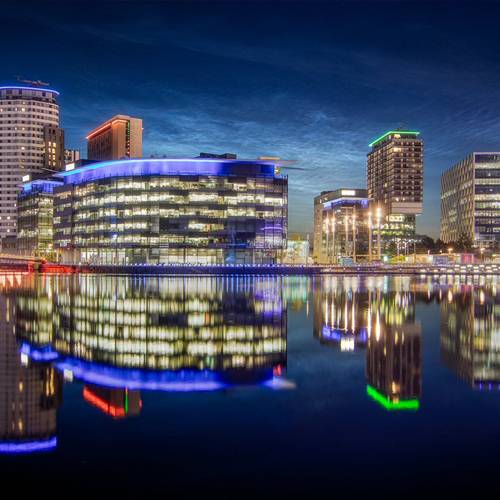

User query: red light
[83,387,126,419]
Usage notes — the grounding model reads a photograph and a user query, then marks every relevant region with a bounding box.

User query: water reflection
[3,272,500,456]
[313,276,422,410]
[0,289,62,454]
[0,274,288,453]
[440,283,500,389]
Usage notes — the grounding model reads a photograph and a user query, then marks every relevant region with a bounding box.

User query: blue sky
[3,1,500,237]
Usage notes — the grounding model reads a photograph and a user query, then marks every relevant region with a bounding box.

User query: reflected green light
[366,385,419,411]
[368,130,420,148]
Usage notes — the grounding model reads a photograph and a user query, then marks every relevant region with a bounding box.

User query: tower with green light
[367,130,423,253]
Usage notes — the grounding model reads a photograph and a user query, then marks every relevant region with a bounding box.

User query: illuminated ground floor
[58,246,282,265]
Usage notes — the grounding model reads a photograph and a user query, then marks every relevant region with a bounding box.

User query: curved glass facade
[52,158,288,264]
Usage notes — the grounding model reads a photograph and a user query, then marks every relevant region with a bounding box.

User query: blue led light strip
[55,158,282,185]
[0,437,57,454]
[0,86,60,95]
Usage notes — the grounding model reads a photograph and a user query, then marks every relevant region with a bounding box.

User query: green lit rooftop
[369,130,420,148]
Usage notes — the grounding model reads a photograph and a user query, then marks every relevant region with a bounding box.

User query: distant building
[198,152,237,159]
[64,148,80,165]
[0,85,61,244]
[283,234,310,264]
[43,124,65,171]
[441,153,500,246]
[313,188,369,264]
[87,114,142,161]
[367,130,423,249]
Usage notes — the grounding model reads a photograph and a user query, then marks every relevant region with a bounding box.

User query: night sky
[3,1,500,237]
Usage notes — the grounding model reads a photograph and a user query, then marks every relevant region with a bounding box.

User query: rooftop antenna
[15,76,50,87]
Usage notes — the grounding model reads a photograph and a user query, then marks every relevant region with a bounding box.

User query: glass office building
[50,157,288,265]
[313,188,369,264]
[441,153,500,246]
[17,179,63,258]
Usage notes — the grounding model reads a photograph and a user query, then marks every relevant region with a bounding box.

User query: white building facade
[0,86,60,243]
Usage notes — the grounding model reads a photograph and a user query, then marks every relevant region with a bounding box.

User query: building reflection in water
[440,281,500,390]
[83,385,142,419]
[314,275,422,410]
[313,276,369,352]
[0,273,62,454]
[365,285,422,411]
[10,274,288,428]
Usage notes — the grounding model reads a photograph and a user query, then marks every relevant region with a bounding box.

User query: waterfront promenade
[2,261,499,276]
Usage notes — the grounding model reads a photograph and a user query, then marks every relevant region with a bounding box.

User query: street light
[323,218,330,264]
[376,206,382,260]
[368,211,372,262]
[331,214,336,264]
[352,209,356,263]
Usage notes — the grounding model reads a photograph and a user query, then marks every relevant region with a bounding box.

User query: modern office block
[441,153,500,246]
[0,86,61,243]
[87,114,142,161]
[17,179,63,257]
[47,157,287,265]
[313,188,369,264]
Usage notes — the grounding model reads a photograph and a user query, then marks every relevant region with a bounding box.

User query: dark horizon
[3,1,500,237]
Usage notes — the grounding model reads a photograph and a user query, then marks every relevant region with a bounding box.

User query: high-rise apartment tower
[367,130,423,245]
[0,85,61,242]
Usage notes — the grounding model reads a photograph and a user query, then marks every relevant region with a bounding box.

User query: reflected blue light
[262,377,296,390]
[0,437,57,454]
[321,326,342,341]
[20,343,59,361]
[321,326,368,344]
[55,359,227,392]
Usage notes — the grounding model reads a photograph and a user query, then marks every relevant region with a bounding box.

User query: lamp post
[376,206,382,261]
[344,213,349,262]
[368,211,372,262]
[332,214,336,264]
[352,208,356,263]
[324,218,329,264]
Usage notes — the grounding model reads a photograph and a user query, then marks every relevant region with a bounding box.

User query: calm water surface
[1,273,500,494]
